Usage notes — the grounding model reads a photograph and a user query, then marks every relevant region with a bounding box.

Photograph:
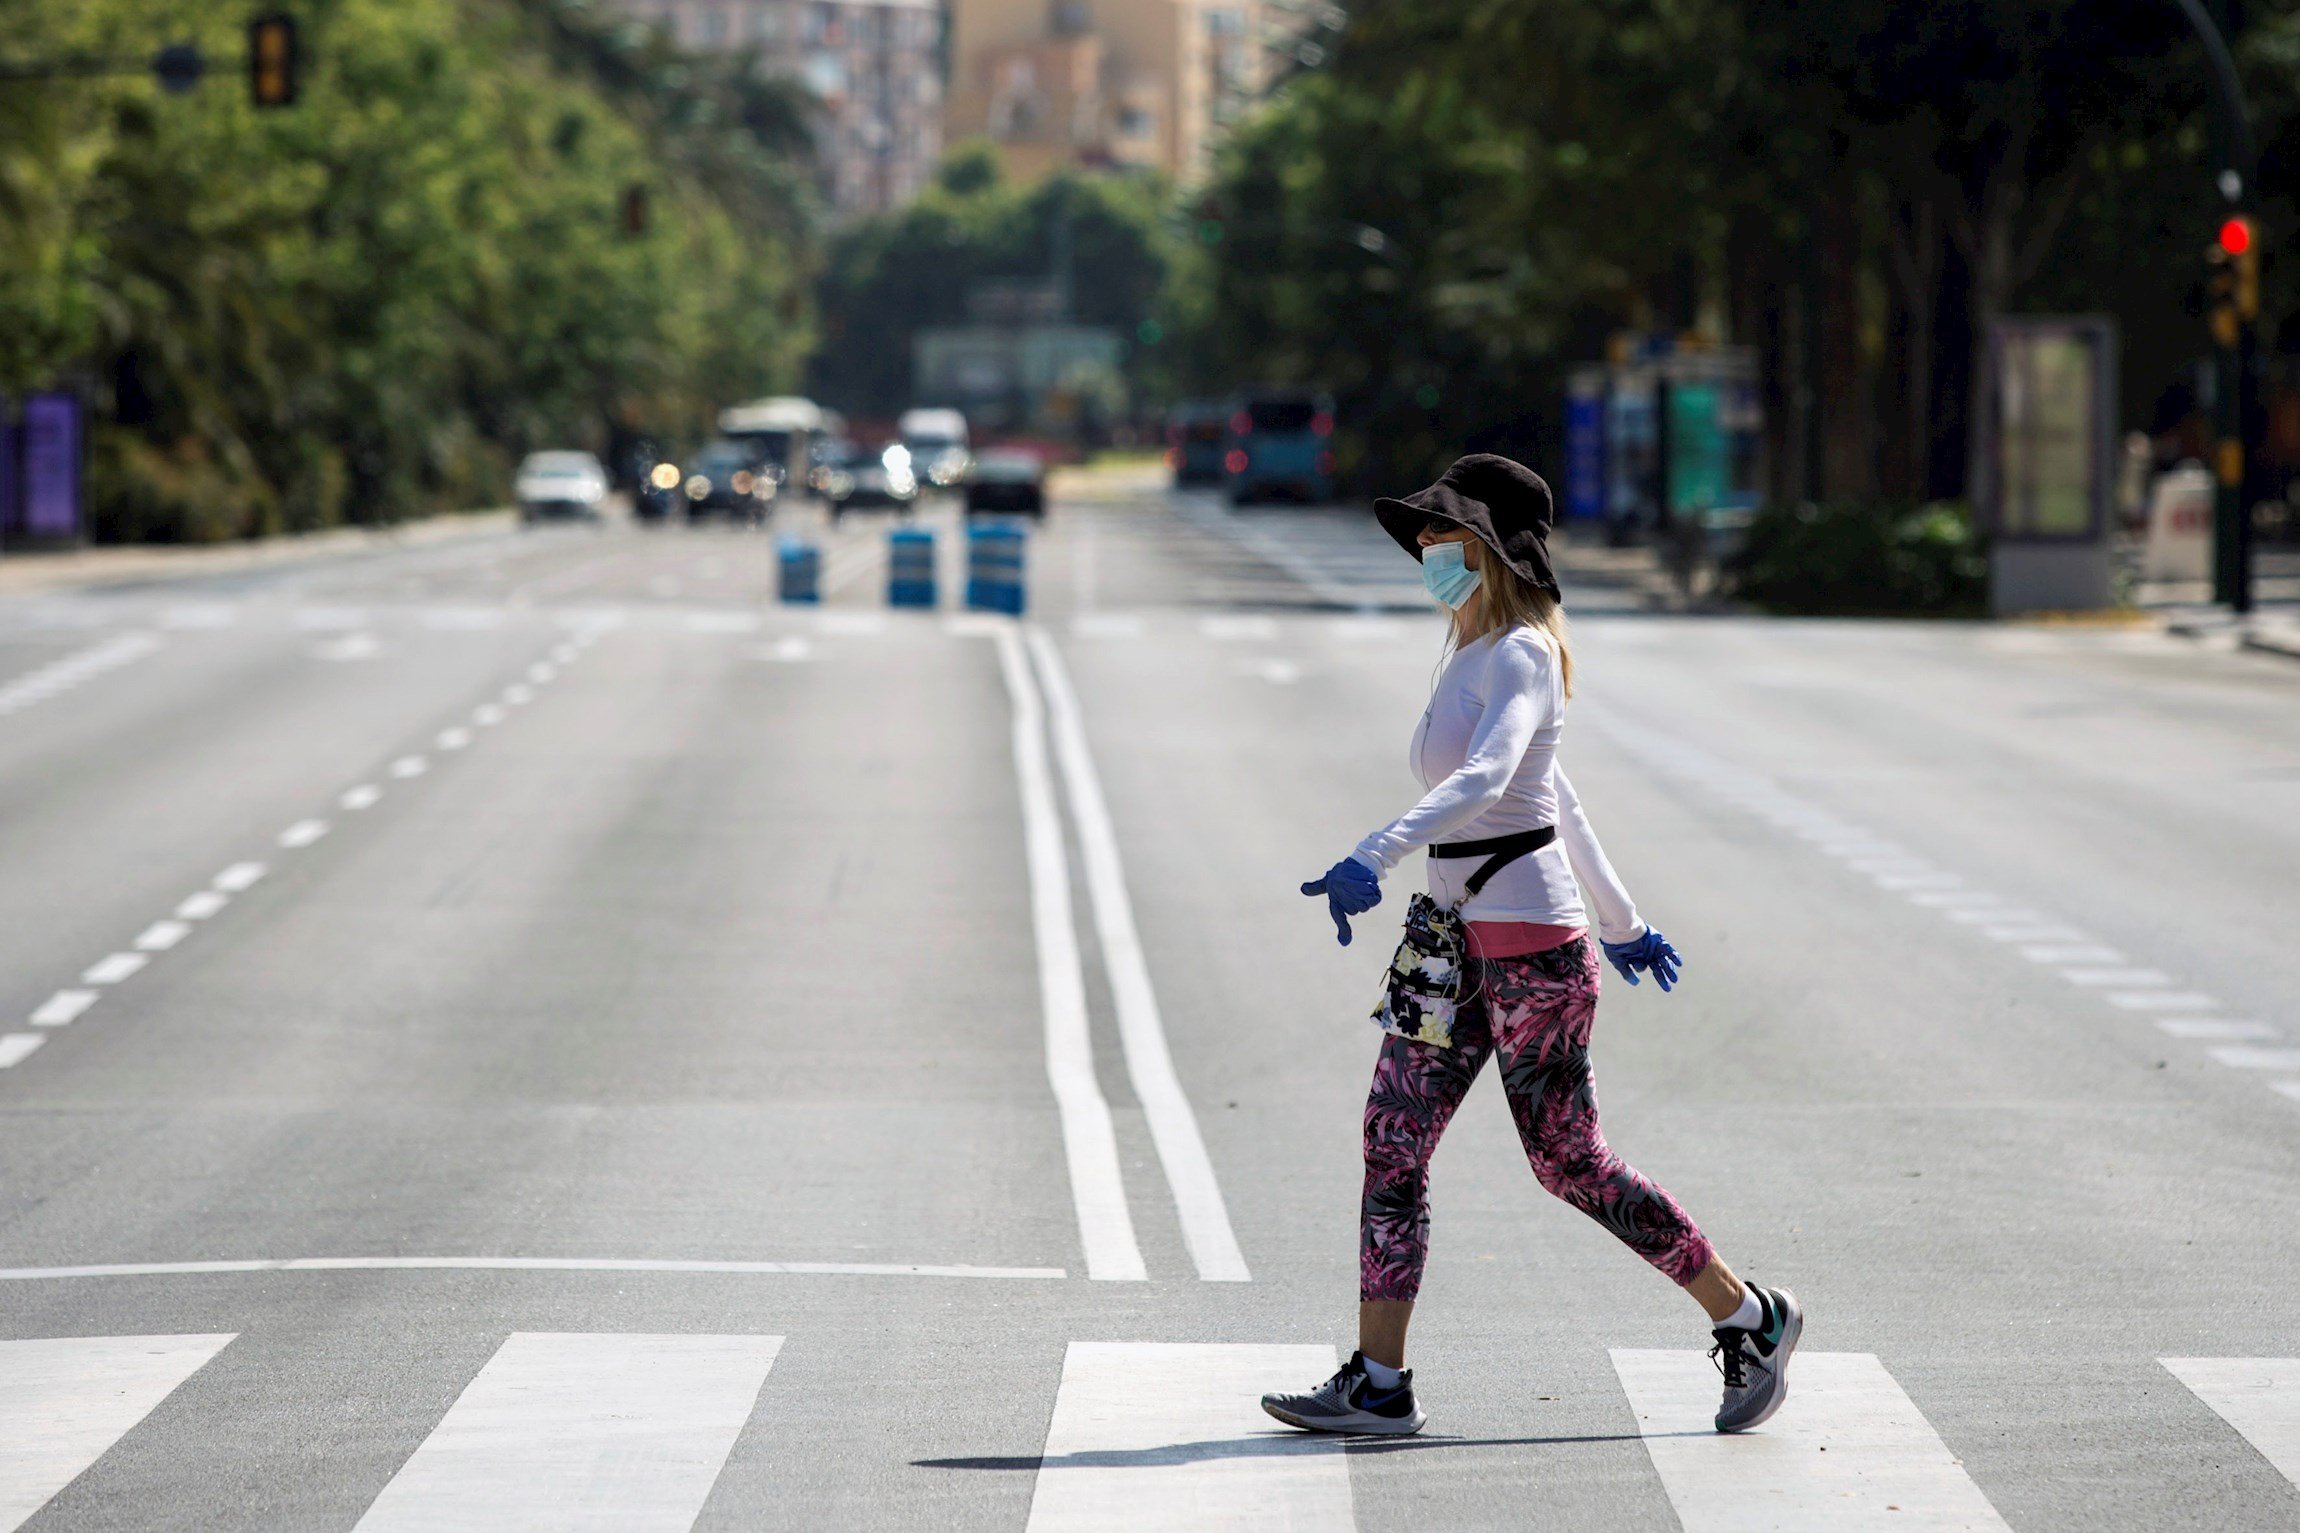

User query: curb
[0,510,518,597]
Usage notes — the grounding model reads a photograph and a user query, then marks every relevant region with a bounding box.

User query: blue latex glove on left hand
[1301,855,1382,946]
[1602,929,1683,991]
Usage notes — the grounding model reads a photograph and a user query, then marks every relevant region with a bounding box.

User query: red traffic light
[2219,217,2254,257]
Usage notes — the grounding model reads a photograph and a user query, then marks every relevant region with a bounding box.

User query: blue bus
[1223,389,1335,504]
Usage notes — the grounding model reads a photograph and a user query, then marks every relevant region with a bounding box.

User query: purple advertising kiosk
[18,392,85,546]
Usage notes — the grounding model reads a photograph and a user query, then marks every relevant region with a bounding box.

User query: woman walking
[1260,455,1799,1438]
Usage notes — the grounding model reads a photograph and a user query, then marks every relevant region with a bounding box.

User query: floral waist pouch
[1370,826,1556,1049]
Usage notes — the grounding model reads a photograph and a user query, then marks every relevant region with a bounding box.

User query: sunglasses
[1420,516,1464,537]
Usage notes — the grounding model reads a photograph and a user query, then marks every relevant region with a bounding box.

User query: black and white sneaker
[1261,1351,1426,1436]
[1711,1285,1802,1433]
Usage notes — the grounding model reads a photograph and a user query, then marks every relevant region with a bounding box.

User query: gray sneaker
[1261,1351,1426,1436]
[1711,1286,1802,1433]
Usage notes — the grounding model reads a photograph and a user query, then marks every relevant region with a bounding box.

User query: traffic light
[2220,215,2260,322]
[248,14,297,108]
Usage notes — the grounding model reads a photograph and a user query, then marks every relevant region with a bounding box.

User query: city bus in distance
[718,397,824,495]
[1223,389,1335,504]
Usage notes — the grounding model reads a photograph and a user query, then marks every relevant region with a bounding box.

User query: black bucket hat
[1374,453,1560,598]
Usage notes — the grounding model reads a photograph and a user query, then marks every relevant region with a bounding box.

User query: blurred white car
[514,451,608,523]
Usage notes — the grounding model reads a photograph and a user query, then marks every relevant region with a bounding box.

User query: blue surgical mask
[1421,541,1483,609]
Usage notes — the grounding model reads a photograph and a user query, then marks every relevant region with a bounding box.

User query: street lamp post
[2168,0,2259,613]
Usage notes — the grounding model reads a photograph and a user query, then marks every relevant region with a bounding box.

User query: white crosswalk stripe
[1023,1342,1354,1532]
[2162,1358,2300,1489]
[0,1333,236,1531]
[353,1331,781,1532]
[1610,1349,2011,1531]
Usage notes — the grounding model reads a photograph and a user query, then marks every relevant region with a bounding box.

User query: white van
[898,408,971,487]
[718,398,825,492]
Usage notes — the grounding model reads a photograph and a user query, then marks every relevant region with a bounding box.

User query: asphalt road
[3,475,2298,1531]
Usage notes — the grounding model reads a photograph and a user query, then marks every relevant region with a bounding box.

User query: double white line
[991,623,1250,1283]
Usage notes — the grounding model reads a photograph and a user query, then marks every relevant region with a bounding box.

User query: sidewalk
[0,511,516,597]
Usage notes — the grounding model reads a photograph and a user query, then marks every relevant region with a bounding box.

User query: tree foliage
[1178,0,2300,501]
[0,0,817,541]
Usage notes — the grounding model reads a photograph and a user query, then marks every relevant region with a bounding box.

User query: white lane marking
[436,727,473,751]
[1946,907,2047,926]
[422,606,507,630]
[991,624,1146,1282]
[0,1334,236,1528]
[945,614,1010,639]
[0,1035,45,1068]
[1871,872,1964,890]
[1909,891,2008,908]
[212,862,266,893]
[82,954,147,986]
[473,703,507,727]
[279,819,330,849]
[526,661,557,683]
[311,632,382,662]
[30,992,97,1028]
[2059,967,2172,987]
[1073,613,1147,638]
[2159,1020,2279,1041]
[340,784,383,811]
[176,889,228,920]
[2206,1047,2300,1071]
[2022,945,2124,964]
[1978,924,2092,943]
[550,644,579,664]
[1611,1349,2010,1532]
[2277,1083,2300,1104]
[0,632,163,718]
[2105,991,2217,1011]
[0,1257,1065,1282]
[388,755,429,779]
[815,611,885,637]
[294,606,368,630]
[762,637,813,663]
[1029,627,1250,1283]
[503,684,534,706]
[133,920,190,953]
[2163,1359,2300,1490]
[352,1332,780,1533]
[1024,1343,1352,1533]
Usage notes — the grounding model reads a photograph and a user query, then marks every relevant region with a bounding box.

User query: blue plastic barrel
[887,527,937,608]
[965,522,1029,616]
[778,539,821,604]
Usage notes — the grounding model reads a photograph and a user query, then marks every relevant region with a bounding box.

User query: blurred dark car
[1167,401,1228,486]
[682,440,775,523]
[823,442,920,519]
[515,451,608,523]
[636,458,682,522]
[964,449,1047,517]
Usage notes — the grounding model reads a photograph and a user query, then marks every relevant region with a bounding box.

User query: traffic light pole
[2173,0,2258,612]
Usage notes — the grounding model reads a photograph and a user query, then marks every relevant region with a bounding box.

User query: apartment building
[945,0,1274,184]
[615,0,944,218]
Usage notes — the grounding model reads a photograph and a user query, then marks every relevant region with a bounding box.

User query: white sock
[1361,1355,1404,1389]
[1719,1287,1764,1332]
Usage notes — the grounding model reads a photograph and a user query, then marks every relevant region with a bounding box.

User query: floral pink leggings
[1361,937,1715,1302]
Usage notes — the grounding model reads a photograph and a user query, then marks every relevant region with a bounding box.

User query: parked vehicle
[1167,401,1229,486]
[515,451,608,523]
[717,397,823,496]
[1223,389,1336,504]
[964,449,1048,517]
[823,441,919,519]
[682,439,775,523]
[899,407,973,489]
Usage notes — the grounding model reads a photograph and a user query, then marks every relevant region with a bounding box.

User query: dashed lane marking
[81,953,147,986]
[387,755,428,779]
[2160,1020,2279,1041]
[0,1034,45,1068]
[472,703,506,726]
[212,862,266,893]
[340,785,383,811]
[2207,1047,2300,1071]
[132,920,190,952]
[175,890,228,920]
[435,727,472,751]
[29,991,96,1027]
[278,819,330,849]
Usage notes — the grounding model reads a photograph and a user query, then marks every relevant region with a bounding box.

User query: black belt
[1429,826,1556,899]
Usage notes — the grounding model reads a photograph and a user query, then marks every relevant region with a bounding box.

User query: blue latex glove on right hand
[1301,855,1382,946]
[1602,928,1684,991]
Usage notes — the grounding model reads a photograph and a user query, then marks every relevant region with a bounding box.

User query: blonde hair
[1447,555,1574,698]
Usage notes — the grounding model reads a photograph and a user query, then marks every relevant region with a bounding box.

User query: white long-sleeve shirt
[1352,627,1646,942]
